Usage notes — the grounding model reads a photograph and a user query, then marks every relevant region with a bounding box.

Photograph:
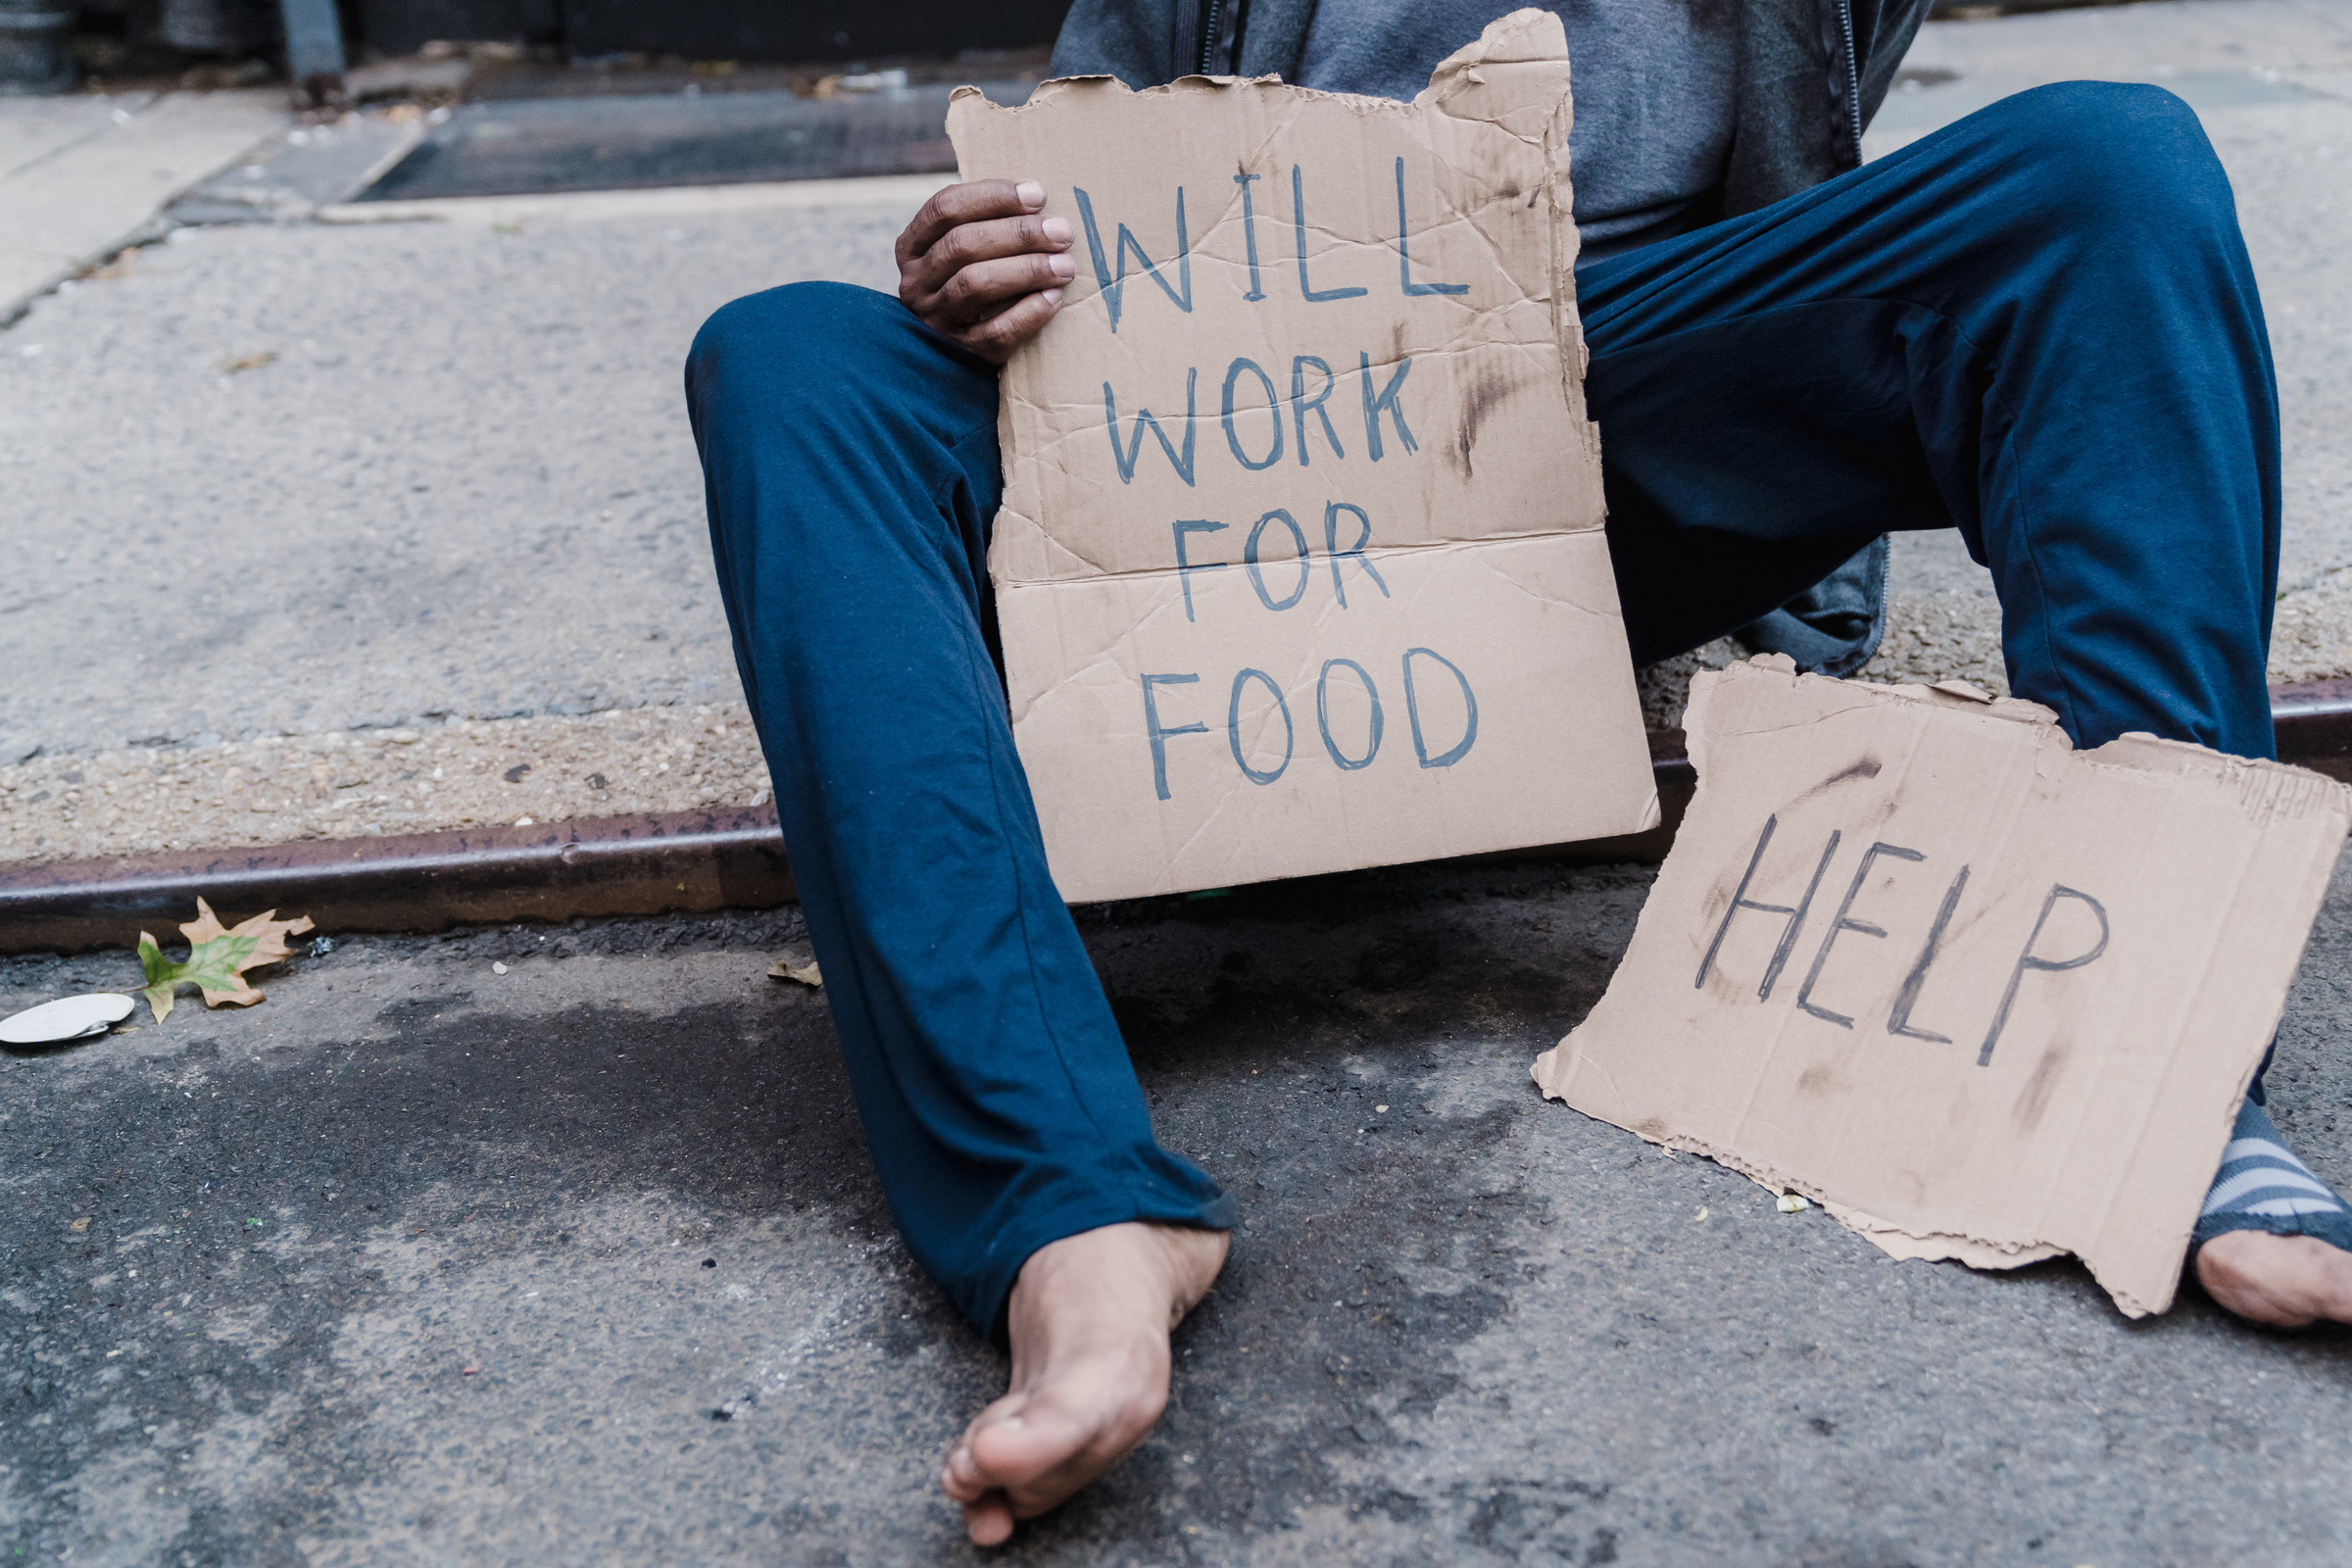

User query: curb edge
[6,683,2348,955]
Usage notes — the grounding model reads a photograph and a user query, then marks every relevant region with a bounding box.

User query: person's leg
[1576,81,2347,1321]
[686,281,1235,1533]
[1582,79,2277,759]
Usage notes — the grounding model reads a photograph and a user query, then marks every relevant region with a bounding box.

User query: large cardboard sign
[1534,658,2352,1316]
[947,10,1656,905]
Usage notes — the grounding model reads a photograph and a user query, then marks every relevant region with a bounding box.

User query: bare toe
[961,1494,1015,1547]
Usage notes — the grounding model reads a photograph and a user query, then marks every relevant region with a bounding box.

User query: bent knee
[1977,80,2230,222]
[687,280,906,402]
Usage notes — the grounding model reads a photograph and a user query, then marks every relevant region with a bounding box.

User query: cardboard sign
[947,10,1656,905]
[1534,657,2352,1316]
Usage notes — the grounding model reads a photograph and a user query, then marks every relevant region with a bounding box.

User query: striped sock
[2191,1098,2352,1255]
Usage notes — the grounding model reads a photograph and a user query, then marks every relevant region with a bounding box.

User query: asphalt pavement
[9,852,2352,1563]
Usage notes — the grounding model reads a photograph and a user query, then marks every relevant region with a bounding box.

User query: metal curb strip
[0,807,792,955]
[4,686,2348,956]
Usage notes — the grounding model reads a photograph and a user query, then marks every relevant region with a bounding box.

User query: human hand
[896,179,1075,364]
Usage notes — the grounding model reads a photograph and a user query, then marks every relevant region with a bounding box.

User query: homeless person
[684,0,2352,1544]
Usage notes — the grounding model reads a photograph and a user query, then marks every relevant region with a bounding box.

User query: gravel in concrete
[8,853,2352,1563]
[0,703,766,864]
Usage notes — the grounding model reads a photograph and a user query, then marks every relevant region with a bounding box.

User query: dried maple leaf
[136,898,316,1024]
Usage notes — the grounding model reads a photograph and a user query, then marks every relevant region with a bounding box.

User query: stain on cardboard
[1796,758,1884,802]
[2011,1046,2067,1133]
[1452,365,1527,482]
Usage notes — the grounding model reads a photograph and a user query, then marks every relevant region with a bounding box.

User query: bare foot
[2196,1231,2352,1328]
[939,1221,1230,1545]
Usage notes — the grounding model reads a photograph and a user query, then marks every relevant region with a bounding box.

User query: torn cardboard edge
[1535,655,2352,1317]
[1633,1129,2071,1271]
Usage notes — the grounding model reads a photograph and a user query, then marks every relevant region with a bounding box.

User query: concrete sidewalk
[0,90,284,325]
[2,0,2349,866]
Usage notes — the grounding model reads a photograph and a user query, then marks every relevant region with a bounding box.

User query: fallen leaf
[69,1217,89,1233]
[766,958,822,988]
[220,351,276,373]
[136,898,316,1024]
[1690,1205,1709,1223]
[1776,1193,1811,1214]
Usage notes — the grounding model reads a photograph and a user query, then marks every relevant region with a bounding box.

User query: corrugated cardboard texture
[1534,657,2352,1317]
[948,9,1656,904]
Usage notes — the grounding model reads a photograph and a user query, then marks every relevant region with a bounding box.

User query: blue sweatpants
[685,82,2279,1333]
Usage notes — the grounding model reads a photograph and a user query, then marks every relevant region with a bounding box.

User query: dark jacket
[1048,0,1936,676]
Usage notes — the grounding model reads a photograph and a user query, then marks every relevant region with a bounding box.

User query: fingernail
[1040,288,1063,308]
[1049,254,1076,282]
[1042,216,1072,245]
[1016,180,1045,210]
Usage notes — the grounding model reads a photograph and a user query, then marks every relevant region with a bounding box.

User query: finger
[962,1494,1016,1547]
[905,212,1074,301]
[956,288,1063,366]
[928,252,1078,328]
[900,178,1045,264]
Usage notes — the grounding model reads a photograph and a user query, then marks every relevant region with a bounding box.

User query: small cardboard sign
[1534,657,2352,1316]
[947,10,1656,905]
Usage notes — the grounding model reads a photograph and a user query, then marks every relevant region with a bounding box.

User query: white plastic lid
[0,992,136,1045]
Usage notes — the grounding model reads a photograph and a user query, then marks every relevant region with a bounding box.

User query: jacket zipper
[1199,0,1224,74]
[1837,0,1864,165]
